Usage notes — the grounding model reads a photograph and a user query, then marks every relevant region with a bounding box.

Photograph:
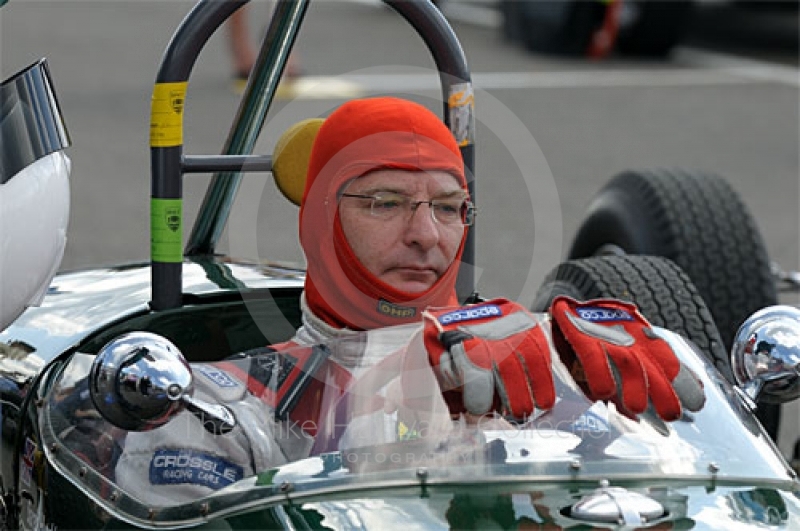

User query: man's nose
[403,203,440,249]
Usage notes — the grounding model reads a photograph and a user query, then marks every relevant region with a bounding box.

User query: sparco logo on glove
[576,307,633,322]
[438,304,503,325]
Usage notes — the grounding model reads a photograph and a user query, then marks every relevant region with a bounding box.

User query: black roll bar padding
[150,0,249,311]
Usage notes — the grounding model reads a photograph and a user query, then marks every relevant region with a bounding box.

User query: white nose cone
[0,150,70,331]
[1,59,71,332]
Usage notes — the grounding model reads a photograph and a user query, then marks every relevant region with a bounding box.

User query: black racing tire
[533,255,729,379]
[568,170,777,356]
[567,169,780,438]
[616,1,694,58]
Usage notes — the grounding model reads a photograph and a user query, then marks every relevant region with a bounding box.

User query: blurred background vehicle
[437,0,799,60]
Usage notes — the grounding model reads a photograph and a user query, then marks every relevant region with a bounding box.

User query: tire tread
[536,255,730,380]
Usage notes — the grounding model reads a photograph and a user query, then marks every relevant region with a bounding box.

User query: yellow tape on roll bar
[150,82,187,148]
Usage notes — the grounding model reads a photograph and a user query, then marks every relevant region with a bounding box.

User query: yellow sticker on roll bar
[150,82,187,148]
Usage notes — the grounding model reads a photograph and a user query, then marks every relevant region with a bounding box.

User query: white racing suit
[115,294,429,506]
[115,363,288,506]
[115,294,706,506]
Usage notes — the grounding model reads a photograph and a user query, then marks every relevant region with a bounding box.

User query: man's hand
[423,299,556,418]
[549,296,705,421]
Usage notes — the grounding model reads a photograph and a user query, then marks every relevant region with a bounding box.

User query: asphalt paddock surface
[1,1,799,455]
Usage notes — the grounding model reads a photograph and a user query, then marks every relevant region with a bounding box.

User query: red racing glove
[423,298,556,419]
[549,296,705,421]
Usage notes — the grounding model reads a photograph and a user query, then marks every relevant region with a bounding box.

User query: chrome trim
[0,59,70,183]
[571,480,665,525]
[732,305,800,404]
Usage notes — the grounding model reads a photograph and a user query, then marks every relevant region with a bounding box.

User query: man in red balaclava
[117,97,705,503]
[299,96,468,332]
[288,96,704,424]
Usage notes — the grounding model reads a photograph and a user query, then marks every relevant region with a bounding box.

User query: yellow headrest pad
[272,118,325,206]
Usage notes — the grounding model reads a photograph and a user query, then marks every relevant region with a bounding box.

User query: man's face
[338,169,467,293]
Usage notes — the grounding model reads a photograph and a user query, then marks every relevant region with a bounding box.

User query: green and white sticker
[151,198,182,262]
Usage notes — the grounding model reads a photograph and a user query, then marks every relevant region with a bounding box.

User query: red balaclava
[299,97,468,330]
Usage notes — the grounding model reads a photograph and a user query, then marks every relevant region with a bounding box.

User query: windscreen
[40,324,792,527]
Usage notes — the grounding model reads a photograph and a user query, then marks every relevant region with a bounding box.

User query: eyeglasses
[340,192,476,226]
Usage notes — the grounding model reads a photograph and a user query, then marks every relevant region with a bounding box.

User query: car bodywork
[23,322,800,528]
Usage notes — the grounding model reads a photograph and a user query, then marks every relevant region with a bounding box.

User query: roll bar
[150,0,475,311]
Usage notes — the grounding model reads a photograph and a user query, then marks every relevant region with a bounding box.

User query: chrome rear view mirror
[89,331,236,434]
[732,305,800,406]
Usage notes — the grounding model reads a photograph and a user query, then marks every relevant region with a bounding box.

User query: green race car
[1,1,798,529]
